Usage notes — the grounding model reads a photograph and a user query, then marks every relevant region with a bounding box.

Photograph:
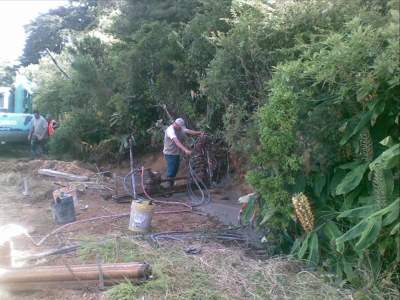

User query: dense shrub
[204,0,372,162]
[248,6,399,294]
[49,112,109,160]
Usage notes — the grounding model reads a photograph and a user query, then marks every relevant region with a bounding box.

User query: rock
[238,193,256,204]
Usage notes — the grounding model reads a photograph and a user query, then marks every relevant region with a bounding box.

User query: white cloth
[163,124,187,155]
[30,116,48,140]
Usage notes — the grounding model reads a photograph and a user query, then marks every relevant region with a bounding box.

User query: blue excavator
[0,77,34,144]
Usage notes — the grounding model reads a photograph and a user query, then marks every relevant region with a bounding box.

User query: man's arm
[28,121,34,140]
[172,137,192,156]
[184,129,203,136]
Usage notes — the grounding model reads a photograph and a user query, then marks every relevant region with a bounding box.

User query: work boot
[163,177,174,197]
[167,177,175,188]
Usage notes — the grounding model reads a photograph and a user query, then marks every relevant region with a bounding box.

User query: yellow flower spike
[359,128,374,162]
[292,193,315,232]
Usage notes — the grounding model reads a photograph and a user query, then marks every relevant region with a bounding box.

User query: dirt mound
[0,172,21,185]
[0,159,96,206]
[0,160,95,177]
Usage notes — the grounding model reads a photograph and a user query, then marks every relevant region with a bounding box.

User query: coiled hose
[122,152,211,208]
[186,154,211,207]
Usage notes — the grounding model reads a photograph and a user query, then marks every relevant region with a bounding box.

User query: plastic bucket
[51,194,76,225]
[53,187,78,207]
[129,200,155,232]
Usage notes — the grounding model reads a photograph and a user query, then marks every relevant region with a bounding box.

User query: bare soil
[0,158,219,300]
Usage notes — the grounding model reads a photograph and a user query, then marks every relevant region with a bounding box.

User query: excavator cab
[0,80,34,145]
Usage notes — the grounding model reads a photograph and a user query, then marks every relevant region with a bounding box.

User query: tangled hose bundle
[186,136,211,207]
[186,155,211,207]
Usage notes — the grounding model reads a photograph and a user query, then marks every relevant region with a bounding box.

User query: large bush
[205,0,370,160]
[49,112,109,160]
[248,5,399,294]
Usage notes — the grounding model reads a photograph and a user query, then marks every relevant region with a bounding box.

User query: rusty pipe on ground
[0,262,150,290]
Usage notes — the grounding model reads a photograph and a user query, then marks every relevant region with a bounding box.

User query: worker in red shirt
[46,114,57,137]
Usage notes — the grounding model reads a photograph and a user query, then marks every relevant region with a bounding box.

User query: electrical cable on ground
[148,229,247,246]
[35,207,197,247]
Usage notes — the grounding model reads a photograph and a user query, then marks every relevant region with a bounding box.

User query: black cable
[186,140,211,207]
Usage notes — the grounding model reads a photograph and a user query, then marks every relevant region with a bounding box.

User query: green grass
[77,235,353,300]
[78,236,230,299]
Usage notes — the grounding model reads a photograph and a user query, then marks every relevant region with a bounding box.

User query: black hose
[186,149,211,207]
[149,229,246,243]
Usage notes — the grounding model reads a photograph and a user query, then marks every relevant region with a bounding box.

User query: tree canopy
[21,2,97,66]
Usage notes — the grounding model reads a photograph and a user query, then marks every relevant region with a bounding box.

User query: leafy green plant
[49,111,109,159]
[249,2,400,293]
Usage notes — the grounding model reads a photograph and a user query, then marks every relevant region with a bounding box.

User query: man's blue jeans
[31,136,45,158]
[164,154,180,179]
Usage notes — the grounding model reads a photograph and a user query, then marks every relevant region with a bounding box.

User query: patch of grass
[78,236,229,299]
[106,280,137,300]
[77,236,353,300]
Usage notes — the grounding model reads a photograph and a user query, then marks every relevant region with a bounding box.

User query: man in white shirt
[28,110,48,158]
[163,118,203,190]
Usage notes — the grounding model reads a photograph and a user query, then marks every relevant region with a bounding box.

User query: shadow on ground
[0,144,30,160]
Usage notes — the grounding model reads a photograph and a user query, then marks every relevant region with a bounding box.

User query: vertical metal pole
[113,173,119,197]
[22,177,29,197]
[129,138,137,200]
